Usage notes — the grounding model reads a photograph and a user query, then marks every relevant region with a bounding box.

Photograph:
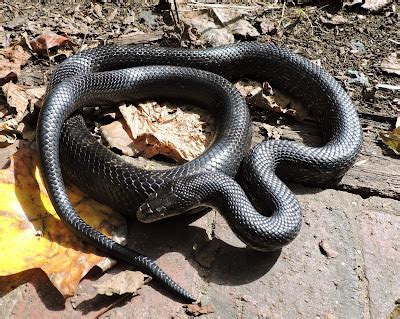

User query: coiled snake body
[37,42,362,302]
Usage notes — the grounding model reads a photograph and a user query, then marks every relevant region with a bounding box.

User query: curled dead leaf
[235,80,305,121]
[0,148,127,297]
[2,82,46,122]
[94,271,151,296]
[184,303,215,316]
[0,44,31,85]
[103,102,215,163]
[100,119,141,157]
[29,32,73,56]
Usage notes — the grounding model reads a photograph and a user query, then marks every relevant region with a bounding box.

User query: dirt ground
[0,0,399,318]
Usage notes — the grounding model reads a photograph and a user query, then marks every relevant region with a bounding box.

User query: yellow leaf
[0,148,126,297]
[379,127,400,155]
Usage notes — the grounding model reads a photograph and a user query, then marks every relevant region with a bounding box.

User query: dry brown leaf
[184,303,215,316]
[2,82,46,122]
[29,32,73,56]
[115,102,214,163]
[381,52,400,76]
[260,20,277,35]
[228,19,260,38]
[319,240,339,258]
[100,119,141,157]
[0,44,31,85]
[94,271,151,296]
[0,148,127,297]
[212,8,243,25]
[235,80,305,120]
[260,123,283,140]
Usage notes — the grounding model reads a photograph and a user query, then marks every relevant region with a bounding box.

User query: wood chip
[319,240,339,258]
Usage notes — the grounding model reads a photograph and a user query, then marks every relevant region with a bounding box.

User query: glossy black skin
[37,42,363,302]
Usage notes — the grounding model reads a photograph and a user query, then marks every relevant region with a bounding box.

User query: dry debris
[0,44,30,85]
[184,303,215,316]
[381,52,400,76]
[94,271,151,296]
[319,240,339,258]
[379,119,400,155]
[29,32,73,57]
[101,102,215,163]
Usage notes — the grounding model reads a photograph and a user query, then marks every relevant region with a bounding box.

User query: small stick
[93,293,134,319]
[173,0,180,25]
[278,2,286,28]
[188,2,259,10]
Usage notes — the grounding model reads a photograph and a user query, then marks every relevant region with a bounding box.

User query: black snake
[37,42,363,302]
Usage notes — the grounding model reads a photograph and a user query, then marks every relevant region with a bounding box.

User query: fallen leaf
[381,52,400,76]
[184,11,234,46]
[94,271,151,296]
[234,80,305,120]
[320,15,349,25]
[212,7,243,25]
[3,16,27,30]
[0,44,31,85]
[228,19,260,38]
[184,303,215,316]
[347,70,370,86]
[2,82,46,122]
[379,127,400,155]
[319,240,339,258]
[201,28,235,46]
[113,102,215,163]
[100,119,142,157]
[0,148,127,297]
[260,123,283,140]
[260,20,277,35]
[29,32,73,56]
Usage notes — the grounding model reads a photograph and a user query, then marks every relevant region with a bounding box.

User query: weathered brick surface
[1,187,399,319]
[357,197,400,319]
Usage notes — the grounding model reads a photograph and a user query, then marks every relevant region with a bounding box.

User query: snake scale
[37,42,363,302]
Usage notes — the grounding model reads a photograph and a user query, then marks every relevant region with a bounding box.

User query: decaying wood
[251,110,399,200]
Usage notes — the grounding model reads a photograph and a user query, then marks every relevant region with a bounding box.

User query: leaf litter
[94,270,151,296]
[0,148,127,297]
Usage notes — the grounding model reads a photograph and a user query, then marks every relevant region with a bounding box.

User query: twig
[278,2,286,28]
[376,84,400,91]
[93,293,134,319]
[304,11,314,36]
[388,38,400,45]
[173,0,180,25]
[187,2,259,10]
